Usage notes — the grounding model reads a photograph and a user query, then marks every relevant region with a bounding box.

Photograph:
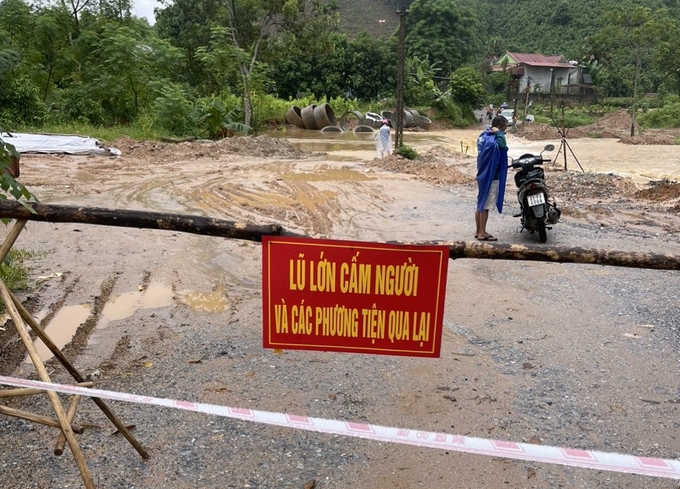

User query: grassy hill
[333,0,400,38]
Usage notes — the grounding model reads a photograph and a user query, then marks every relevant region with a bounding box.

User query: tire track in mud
[105,159,389,236]
[0,272,119,376]
[47,273,119,370]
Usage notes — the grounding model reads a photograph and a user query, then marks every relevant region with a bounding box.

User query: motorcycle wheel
[537,218,547,243]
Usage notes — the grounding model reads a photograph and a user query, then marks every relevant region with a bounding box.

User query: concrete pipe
[353,125,375,134]
[416,115,432,131]
[285,106,305,128]
[313,103,337,129]
[301,105,318,130]
[339,110,364,131]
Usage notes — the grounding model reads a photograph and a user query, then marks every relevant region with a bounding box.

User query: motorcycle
[509,144,561,243]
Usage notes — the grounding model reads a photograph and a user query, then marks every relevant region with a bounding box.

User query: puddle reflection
[98,282,174,329]
[28,304,91,362]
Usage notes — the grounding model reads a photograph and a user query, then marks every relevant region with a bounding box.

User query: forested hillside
[470,0,680,58]
[337,0,680,58]
[335,0,398,38]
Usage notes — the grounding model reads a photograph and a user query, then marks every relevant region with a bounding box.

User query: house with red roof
[493,52,593,95]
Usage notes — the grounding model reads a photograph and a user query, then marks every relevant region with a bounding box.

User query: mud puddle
[269,128,680,184]
[26,282,231,362]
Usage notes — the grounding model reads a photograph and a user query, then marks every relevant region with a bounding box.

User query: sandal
[477,234,498,241]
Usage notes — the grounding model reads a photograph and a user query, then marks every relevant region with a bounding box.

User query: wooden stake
[0,278,96,489]
[0,219,26,260]
[0,381,93,398]
[55,395,82,456]
[0,404,84,433]
[8,289,149,459]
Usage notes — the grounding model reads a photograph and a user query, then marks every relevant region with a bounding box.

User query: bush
[0,76,47,127]
[152,84,196,136]
[56,85,106,126]
[0,249,31,295]
[637,103,680,129]
[396,145,418,160]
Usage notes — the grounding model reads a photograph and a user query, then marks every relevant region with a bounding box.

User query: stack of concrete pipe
[285,103,337,130]
[285,105,432,132]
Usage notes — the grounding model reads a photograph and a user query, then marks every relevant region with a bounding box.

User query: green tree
[155,0,227,93]
[405,0,480,76]
[589,6,674,135]
[31,5,73,102]
[450,66,485,105]
[88,22,184,123]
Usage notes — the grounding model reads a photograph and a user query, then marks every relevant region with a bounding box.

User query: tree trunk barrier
[0,201,677,271]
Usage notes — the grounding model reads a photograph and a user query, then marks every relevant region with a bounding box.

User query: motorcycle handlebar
[508,156,551,168]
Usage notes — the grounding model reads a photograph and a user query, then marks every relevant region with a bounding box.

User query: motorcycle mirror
[543,144,555,152]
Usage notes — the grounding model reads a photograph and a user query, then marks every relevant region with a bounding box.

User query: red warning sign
[262,236,449,357]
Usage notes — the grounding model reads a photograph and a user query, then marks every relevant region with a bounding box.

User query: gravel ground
[0,134,678,489]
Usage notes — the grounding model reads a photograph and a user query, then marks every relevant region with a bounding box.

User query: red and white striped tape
[1,375,678,479]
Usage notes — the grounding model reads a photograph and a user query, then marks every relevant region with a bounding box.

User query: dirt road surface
[0,127,679,489]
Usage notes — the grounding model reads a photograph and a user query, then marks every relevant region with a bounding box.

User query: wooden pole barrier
[0,404,84,433]
[0,279,96,489]
[55,395,83,456]
[0,202,677,270]
[0,217,149,469]
[0,201,291,240]
[446,241,680,271]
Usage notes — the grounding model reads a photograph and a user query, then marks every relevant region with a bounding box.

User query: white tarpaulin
[0,132,121,156]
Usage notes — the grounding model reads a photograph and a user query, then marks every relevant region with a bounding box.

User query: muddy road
[0,130,679,489]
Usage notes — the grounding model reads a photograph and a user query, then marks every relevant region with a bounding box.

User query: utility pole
[395,5,409,151]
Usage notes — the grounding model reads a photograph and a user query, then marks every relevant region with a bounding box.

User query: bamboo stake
[0,404,84,433]
[0,278,95,489]
[0,219,26,260]
[0,381,93,398]
[0,218,147,459]
[55,395,82,456]
[8,289,149,459]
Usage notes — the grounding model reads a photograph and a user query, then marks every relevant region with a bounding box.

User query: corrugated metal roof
[505,52,573,68]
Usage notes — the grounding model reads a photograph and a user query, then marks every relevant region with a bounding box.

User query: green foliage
[404,56,447,106]
[637,102,680,128]
[405,0,480,75]
[487,72,510,94]
[396,145,418,160]
[0,75,47,127]
[151,83,196,136]
[197,98,252,138]
[450,66,485,105]
[57,84,106,126]
[0,248,31,295]
[0,130,37,208]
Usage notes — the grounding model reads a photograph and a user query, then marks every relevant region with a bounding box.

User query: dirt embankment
[517,109,680,145]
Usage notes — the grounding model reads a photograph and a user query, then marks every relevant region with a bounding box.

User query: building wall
[519,67,572,93]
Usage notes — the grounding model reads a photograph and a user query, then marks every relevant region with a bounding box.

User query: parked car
[500,109,515,125]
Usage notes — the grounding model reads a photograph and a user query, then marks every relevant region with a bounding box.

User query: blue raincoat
[476,128,508,213]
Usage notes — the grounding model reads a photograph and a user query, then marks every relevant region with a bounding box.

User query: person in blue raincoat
[475,115,509,241]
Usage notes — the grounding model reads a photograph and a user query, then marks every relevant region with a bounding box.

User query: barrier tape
[1,375,679,480]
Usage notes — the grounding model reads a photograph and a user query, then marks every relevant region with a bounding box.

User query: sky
[130,0,158,25]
